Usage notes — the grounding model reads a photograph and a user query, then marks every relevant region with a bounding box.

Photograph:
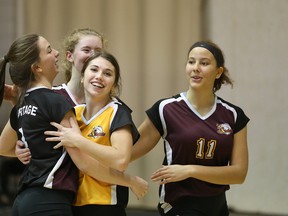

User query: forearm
[131,137,153,162]
[188,164,248,185]
[0,148,17,157]
[66,147,134,187]
[46,120,132,171]
[73,134,130,171]
[0,121,17,157]
[86,165,135,187]
[131,117,161,162]
[0,139,16,156]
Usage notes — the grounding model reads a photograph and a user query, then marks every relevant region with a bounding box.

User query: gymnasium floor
[126,208,284,216]
[0,207,284,216]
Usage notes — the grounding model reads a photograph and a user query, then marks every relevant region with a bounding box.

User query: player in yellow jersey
[11,29,148,215]
[45,50,145,216]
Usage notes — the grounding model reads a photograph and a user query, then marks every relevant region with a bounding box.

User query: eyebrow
[189,57,211,61]
[90,64,114,72]
[81,46,92,49]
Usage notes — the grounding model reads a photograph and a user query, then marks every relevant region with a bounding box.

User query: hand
[130,176,148,200]
[44,117,82,149]
[151,165,189,184]
[4,84,18,106]
[15,140,31,164]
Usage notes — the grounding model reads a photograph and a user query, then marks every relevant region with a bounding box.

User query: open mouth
[91,81,104,88]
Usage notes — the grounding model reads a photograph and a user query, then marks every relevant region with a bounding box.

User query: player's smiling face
[82,56,116,99]
[66,35,103,75]
[185,47,223,91]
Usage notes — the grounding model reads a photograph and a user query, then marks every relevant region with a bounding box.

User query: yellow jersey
[74,98,139,208]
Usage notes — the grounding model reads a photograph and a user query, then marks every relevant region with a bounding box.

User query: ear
[216,66,224,79]
[31,63,41,73]
[66,51,74,63]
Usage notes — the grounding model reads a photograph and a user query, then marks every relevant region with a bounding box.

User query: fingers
[130,177,148,200]
[44,130,60,137]
[50,122,62,130]
[53,142,63,149]
[151,172,165,182]
[69,117,78,128]
[160,178,169,184]
[137,191,147,200]
[16,140,25,148]
[135,188,148,200]
[20,155,31,165]
[151,166,170,183]
[16,150,31,165]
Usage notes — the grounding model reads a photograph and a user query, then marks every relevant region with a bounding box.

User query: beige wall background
[0,0,288,215]
[203,1,288,215]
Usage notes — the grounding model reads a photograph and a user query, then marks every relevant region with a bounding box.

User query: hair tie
[3,55,9,63]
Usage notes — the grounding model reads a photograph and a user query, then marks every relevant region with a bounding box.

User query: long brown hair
[0,34,39,106]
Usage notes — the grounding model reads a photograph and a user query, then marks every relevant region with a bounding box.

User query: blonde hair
[61,28,107,82]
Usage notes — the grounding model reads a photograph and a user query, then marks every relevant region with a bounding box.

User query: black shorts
[158,193,229,216]
[72,204,126,216]
[11,187,74,216]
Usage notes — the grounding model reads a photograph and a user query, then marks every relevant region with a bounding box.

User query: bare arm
[66,146,148,199]
[0,120,18,157]
[1,84,20,156]
[131,116,161,161]
[151,126,249,185]
[46,117,132,171]
[58,113,148,199]
[4,84,18,106]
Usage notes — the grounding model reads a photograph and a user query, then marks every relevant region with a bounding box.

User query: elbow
[233,169,248,184]
[112,157,130,172]
[235,176,246,184]
[114,161,129,172]
[238,172,248,184]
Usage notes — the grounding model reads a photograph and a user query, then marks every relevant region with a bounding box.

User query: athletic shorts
[72,204,126,216]
[11,187,74,216]
[158,193,229,216]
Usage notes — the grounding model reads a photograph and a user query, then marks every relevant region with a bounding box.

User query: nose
[54,49,59,57]
[192,62,200,72]
[95,71,103,80]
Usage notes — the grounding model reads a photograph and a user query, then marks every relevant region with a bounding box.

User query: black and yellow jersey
[74,97,139,208]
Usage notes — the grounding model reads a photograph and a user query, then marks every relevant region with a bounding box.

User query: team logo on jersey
[216,123,232,135]
[88,126,106,138]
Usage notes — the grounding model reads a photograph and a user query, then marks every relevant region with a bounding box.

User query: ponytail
[0,56,8,106]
